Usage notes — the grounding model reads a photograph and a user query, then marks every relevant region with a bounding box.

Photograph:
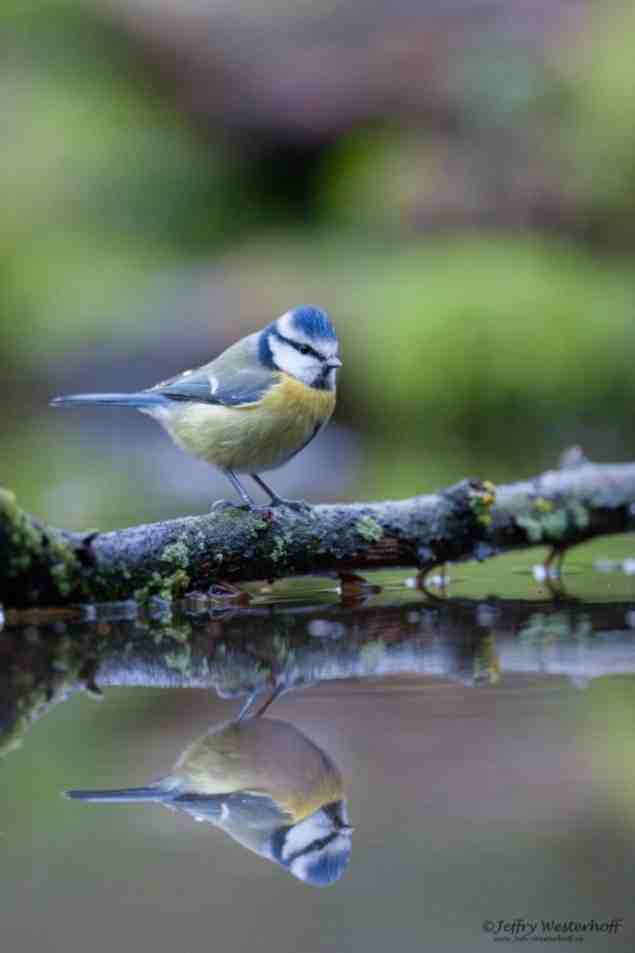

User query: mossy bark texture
[1,456,635,607]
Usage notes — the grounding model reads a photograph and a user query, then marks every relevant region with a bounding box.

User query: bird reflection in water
[66,689,352,886]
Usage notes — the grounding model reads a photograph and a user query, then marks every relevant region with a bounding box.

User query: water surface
[2,557,635,952]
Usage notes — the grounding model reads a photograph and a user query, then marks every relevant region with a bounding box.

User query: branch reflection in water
[3,590,635,887]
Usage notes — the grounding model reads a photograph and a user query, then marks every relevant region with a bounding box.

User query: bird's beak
[326,357,343,369]
[339,823,354,833]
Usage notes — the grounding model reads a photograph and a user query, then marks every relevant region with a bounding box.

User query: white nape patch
[209,375,219,395]
[281,809,332,863]
[268,334,318,386]
[276,312,339,360]
[220,802,230,821]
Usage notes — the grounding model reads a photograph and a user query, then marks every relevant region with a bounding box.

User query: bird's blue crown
[302,843,351,887]
[289,306,336,342]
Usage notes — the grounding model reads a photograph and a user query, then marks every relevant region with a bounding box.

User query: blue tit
[51,305,341,509]
[66,715,352,887]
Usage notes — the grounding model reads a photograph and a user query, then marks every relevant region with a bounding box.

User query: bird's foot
[268,496,312,512]
[211,499,284,518]
[210,499,251,513]
[211,496,312,515]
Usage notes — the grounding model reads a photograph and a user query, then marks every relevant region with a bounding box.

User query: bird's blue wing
[148,334,276,407]
[174,791,292,827]
[151,366,275,408]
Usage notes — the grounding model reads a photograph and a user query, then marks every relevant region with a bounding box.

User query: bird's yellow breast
[173,719,344,823]
[160,373,335,473]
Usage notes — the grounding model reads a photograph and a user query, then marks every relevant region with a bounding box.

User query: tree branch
[1,452,634,607]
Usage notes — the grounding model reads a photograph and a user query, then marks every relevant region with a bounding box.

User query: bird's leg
[236,684,286,721]
[250,473,285,505]
[542,546,568,598]
[236,690,260,721]
[253,683,287,717]
[542,546,566,580]
[250,473,310,511]
[220,468,258,509]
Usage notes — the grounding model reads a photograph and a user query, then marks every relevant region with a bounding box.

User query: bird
[65,706,353,887]
[51,306,342,509]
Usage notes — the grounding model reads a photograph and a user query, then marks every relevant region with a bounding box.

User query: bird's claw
[211,497,312,514]
[269,497,311,512]
[210,499,251,513]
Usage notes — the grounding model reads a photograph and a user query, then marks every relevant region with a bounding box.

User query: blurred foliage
[346,235,635,493]
[561,3,635,242]
[0,0,240,368]
[588,675,635,829]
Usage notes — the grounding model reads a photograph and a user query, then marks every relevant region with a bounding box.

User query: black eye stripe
[273,330,325,362]
[292,340,322,360]
[286,830,339,864]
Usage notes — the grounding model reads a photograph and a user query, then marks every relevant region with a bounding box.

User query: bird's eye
[299,344,310,355]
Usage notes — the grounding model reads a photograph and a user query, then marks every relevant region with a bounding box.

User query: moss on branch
[1,455,635,607]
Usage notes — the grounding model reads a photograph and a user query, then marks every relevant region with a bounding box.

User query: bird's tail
[51,392,166,409]
[65,785,167,803]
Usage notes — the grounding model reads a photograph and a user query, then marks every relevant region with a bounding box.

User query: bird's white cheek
[268,337,315,384]
[281,813,331,862]
[288,837,351,886]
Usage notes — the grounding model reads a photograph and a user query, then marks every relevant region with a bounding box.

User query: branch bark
[1,453,634,607]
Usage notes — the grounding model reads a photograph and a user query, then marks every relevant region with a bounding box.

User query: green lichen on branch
[134,569,190,604]
[2,456,635,607]
[161,540,191,571]
[133,539,193,602]
[355,516,384,543]
[469,480,497,526]
[137,540,194,602]
[270,535,290,565]
[515,498,590,544]
[0,488,84,602]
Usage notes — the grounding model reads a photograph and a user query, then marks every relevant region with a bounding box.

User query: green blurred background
[2,0,634,527]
